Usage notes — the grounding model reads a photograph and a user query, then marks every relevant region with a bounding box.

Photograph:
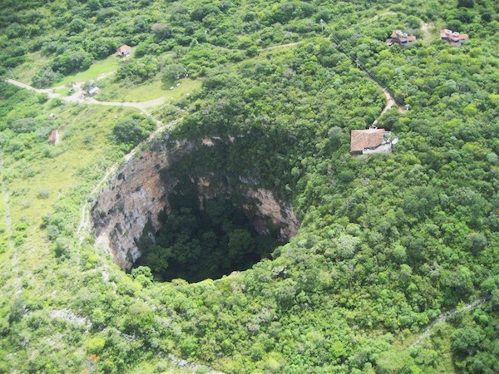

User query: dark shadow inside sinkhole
[90,136,300,283]
[134,177,285,283]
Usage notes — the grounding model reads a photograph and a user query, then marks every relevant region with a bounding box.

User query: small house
[350,128,396,155]
[87,86,100,96]
[48,129,59,145]
[386,30,416,47]
[116,45,132,57]
[440,29,469,47]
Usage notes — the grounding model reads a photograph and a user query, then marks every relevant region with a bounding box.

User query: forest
[1,0,499,372]
[136,177,282,283]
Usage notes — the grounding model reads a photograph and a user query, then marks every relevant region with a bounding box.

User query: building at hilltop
[386,30,417,47]
[350,128,397,155]
[116,45,132,57]
[87,86,100,96]
[440,29,469,47]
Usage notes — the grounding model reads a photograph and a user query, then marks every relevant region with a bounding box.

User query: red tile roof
[350,129,385,152]
[116,45,131,53]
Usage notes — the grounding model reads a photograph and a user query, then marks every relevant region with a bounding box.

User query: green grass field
[9,52,49,84]
[1,103,137,253]
[97,77,202,103]
[0,98,142,311]
[8,53,120,87]
[57,55,120,86]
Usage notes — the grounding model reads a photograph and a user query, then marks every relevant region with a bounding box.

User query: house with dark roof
[440,29,469,47]
[386,30,417,47]
[116,45,132,57]
[350,128,397,155]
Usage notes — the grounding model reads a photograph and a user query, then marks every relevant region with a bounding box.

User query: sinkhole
[91,137,299,283]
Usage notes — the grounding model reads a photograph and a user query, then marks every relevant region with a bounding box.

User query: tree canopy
[0,0,499,372]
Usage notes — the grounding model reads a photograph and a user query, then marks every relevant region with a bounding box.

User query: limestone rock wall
[245,188,299,240]
[91,139,299,271]
[91,140,184,270]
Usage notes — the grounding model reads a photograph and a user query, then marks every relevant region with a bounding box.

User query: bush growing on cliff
[112,117,155,150]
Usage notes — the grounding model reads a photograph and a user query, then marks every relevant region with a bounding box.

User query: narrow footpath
[409,297,488,349]
[0,146,21,294]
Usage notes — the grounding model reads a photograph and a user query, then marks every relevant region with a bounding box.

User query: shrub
[112,117,155,149]
[36,188,50,199]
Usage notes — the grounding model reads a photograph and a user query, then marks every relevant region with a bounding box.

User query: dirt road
[5,78,60,98]
[4,78,166,113]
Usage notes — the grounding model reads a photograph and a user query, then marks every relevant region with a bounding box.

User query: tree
[32,67,61,88]
[377,350,417,374]
[467,232,487,254]
[87,38,119,59]
[457,0,474,8]
[115,56,160,83]
[451,325,484,355]
[161,63,186,85]
[336,234,360,259]
[51,51,92,75]
[131,266,154,287]
[53,237,71,258]
[11,118,36,133]
[69,18,86,34]
[151,23,171,40]
[88,0,102,11]
[112,119,149,146]
[141,246,172,275]
[228,229,255,263]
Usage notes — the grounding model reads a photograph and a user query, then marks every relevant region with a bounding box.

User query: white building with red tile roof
[350,128,396,155]
[116,45,132,56]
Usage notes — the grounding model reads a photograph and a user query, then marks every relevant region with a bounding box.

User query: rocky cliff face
[91,137,299,272]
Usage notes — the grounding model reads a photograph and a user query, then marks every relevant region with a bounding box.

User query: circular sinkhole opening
[134,177,285,282]
[91,138,299,283]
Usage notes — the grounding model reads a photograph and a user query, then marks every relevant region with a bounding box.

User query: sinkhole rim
[90,138,300,283]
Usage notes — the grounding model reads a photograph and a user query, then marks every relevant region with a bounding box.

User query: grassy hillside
[1,0,499,373]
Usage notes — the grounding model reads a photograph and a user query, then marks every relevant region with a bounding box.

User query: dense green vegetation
[137,179,281,282]
[112,115,156,150]
[1,0,499,373]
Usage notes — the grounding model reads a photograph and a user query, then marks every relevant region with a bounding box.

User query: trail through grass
[58,56,120,86]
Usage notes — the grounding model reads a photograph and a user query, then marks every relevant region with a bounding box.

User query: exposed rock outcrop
[91,138,299,272]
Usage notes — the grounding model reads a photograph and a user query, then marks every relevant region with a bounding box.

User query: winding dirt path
[5,78,60,98]
[421,21,435,42]
[380,87,397,115]
[263,42,302,51]
[85,96,167,115]
[380,86,405,114]
[358,11,396,25]
[365,77,406,127]
[0,146,21,293]
[409,297,488,349]
[4,78,167,113]
[368,83,406,127]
